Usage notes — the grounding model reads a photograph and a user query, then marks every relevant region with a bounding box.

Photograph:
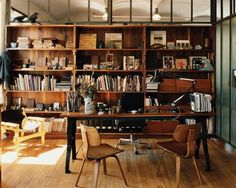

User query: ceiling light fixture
[152,8,161,21]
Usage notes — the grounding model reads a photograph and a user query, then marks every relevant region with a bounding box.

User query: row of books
[10,74,72,91]
[96,75,141,92]
[145,97,159,106]
[76,75,142,92]
[189,92,212,112]
[45,118,67,132]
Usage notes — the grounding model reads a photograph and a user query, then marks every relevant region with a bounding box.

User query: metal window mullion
[229,18,232,144]
[191,0,193,22]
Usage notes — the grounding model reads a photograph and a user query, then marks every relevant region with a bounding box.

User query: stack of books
[32,40,43,48]
[17,37,30,48]
[146,76,159,92]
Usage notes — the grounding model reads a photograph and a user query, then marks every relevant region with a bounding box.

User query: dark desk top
[60,111,215,119]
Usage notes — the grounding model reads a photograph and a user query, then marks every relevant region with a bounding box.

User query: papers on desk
[189,92,212,112]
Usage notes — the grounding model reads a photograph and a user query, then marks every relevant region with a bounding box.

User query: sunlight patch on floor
[17,145,67,165]
[1,151,18,163]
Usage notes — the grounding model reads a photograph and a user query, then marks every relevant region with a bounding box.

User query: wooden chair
[1,108,46,154]
[157,124,203,188]
[76,124,128,188]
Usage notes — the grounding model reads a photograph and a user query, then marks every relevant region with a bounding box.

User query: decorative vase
[84,96,95,114]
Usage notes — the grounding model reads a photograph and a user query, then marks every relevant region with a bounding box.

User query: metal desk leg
[65,118,76,173]
[201,118,211,171]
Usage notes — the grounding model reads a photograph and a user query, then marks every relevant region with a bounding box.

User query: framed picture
[53,102,60,111]
[176,40,190,49]
[11,97,22,109]
[189,56,207,69]
[106,53,114,70]
[166,42,175,49]
[175,59,188,69]
[150,31,166,48]
[123,56,135,70]
[163,56,174,69]
[105,33,122,49]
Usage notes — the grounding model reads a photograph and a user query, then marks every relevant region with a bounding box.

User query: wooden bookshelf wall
[5,24,215,137]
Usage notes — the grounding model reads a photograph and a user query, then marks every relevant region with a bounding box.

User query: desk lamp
[154,69,196,113]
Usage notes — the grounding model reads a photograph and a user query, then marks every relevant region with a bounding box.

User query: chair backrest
[173,124,200,156]
[80,124,101,159]
[1,109,26,126]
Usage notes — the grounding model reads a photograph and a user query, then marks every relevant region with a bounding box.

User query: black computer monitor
[121,93,144,112]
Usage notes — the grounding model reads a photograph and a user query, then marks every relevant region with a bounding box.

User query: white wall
[0,0,6,54]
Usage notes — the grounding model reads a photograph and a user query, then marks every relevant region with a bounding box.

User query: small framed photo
[150,31,166,48]
[11,97,22,109]
[163,56,174,69]
[176,40,190,49]
[106,53,114,63]
[166,42,175,49]
[189,56,207,70]
[53,102,60,111]
[123,56,135,70]
[175,59,188,69]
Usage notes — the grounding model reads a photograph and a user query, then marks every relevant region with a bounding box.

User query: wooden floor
[1,137,236,188]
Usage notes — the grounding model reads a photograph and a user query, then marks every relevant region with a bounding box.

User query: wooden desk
[60,111,214,173]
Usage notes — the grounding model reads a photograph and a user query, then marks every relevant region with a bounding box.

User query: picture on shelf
[105,53,114,70]
[123,56,135,70]
[176,40,190,49]
[175,58,188,69]
[166,42,175,49]
[105,33,122,49]
[11,97,22,109]
[150,31,166,48]
[189,56,207,70]
[79,34,97,49]
[163,56,174,69]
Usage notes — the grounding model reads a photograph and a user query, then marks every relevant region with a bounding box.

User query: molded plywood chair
[76,124,128,188]
[1,108,46,154]
[157,124,203,188]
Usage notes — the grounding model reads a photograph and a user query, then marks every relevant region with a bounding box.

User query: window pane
[221,20,230,141]
[30,0,49,23]
[11,0,29,17]
[193,0,210,22]
[231,17,236,146]
[112,0,130,22]
[173,0,191,22]
[49,0,68,23]
[216,0,221,21]
[70,0,88,22]
[90,0,107,22]
[215,24,221,136]
[223,0,230,18]
[132,0,150,22]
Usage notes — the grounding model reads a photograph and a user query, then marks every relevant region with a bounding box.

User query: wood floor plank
[1,138,236,188]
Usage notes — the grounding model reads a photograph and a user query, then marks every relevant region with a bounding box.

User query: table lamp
[153,69,196,113]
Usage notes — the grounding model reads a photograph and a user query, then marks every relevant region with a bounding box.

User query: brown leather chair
[157,124,203,188]
[75,124,128,188]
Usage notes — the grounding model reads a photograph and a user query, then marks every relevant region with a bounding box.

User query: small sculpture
[27,12,39,24]
[12,15,27,23]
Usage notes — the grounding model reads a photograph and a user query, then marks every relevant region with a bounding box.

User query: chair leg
[13,129,20,155]
[176,155,181,188]
[93,160,101,188]
[75,159,86,187]
[192,156,203,185]
[103,159,107,175]
[157,150,166,176]
[41,132,45,146]
[113,155,128,186]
